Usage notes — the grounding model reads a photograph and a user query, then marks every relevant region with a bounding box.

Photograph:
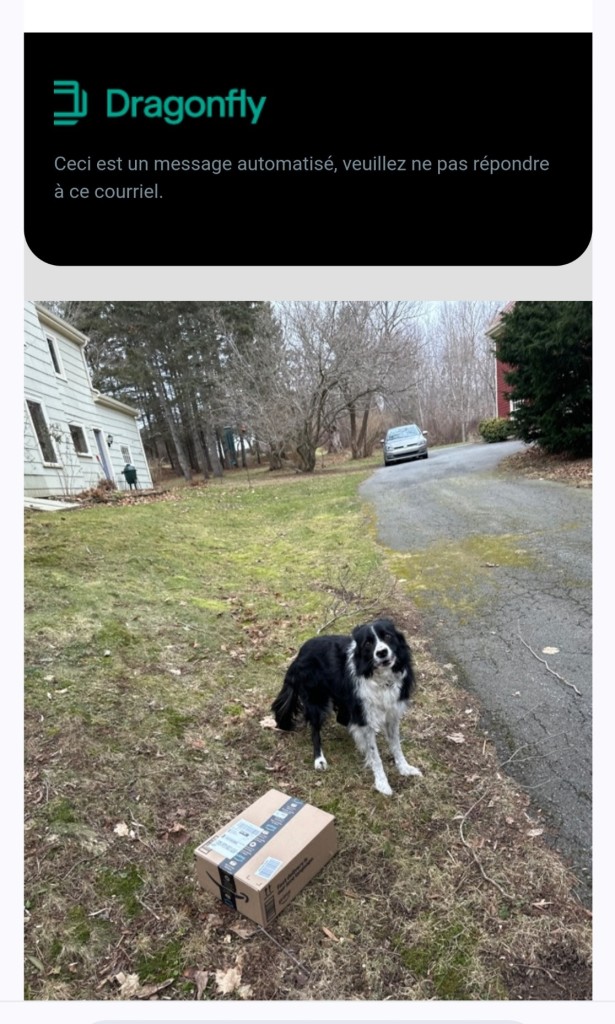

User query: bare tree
[48,300,501,473]
[221,301,428,470]
[417,301,501,443]
[281,301,427,467]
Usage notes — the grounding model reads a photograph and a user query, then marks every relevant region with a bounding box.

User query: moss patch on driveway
[391,534,536,620]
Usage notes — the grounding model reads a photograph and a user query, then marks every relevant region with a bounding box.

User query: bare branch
[517,624,582,697]
[458,792,515,901]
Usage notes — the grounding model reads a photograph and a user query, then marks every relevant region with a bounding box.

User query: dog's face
[351,618,409,678]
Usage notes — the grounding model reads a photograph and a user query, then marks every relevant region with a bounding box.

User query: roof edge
[93,392,140,417]
[35,303,90,347]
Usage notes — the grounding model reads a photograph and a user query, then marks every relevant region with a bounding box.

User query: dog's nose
[375,647,388,660]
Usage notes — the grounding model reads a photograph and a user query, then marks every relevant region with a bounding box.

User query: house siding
[496,358,514,418]
[486,302,516,420]
[24,302,153,497]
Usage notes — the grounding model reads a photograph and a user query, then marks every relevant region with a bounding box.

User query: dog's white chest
[357,669,407,731]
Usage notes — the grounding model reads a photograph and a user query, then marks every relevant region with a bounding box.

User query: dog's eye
[383,633,392,641]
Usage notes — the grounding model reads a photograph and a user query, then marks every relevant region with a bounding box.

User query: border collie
[271,617,422,795]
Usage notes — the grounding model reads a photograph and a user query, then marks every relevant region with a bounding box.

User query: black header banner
[24,32,592,266]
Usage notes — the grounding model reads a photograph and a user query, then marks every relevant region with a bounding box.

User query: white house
[24,301,153,498]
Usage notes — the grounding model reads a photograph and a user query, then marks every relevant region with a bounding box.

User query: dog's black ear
[392,625,415,694]
[380,618,413,673]
[394,624,409,649]
[351,623,375,678]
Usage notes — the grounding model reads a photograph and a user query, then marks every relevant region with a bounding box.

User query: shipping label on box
[195,790,338,926]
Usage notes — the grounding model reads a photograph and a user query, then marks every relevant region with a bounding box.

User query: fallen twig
[458,792,515,901]
[317,597,380,635]
[510,962,566,991]
[257,924,311,976]
[136,895,161,921]
[342,889,381,901]
[498,743,530,769]
[517,625,582,696]
[316,568,398,634]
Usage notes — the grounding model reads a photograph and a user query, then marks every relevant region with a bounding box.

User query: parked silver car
[383,424,428,466]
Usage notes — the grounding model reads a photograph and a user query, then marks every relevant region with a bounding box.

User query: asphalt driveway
[360,440,592,902]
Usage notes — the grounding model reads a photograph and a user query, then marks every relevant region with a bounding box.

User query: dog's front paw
[375,779,394,796]
[314,755,328,771]
[398,761,423,777]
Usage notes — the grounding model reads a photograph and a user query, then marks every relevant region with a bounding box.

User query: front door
[93,429,114,481]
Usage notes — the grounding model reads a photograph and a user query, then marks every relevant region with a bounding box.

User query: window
[26,400,58,464]
[46,335,64,377]
[69,423,90,455]
[120,444,132,463]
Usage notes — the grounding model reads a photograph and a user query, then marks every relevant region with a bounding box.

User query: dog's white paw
[314,755,328,770]
[398,761,423,777]
[375,779,394,796]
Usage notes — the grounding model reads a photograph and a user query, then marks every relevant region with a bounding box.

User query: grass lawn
[24,459,591,1001]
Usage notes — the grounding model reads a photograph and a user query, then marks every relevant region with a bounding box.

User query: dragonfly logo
[54,81,88,126]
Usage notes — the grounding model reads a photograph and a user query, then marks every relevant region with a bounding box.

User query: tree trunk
[239,432,247,468]
[268,441,285,469]
[164,439,178,474]
[206,427,223,477]
[158,388,192,480]
[326,428,342,453]
[296,434,316,472]
[348,401,359,459]
[189,402,210,479]
[356,401,371,457]
[199,428,213,474]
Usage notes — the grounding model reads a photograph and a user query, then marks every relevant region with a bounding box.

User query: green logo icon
[54,80,88,126]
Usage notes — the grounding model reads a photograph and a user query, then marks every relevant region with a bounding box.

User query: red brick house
[486,300,516,418]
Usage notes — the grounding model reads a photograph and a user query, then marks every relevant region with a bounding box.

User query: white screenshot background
[4,1,613,1021]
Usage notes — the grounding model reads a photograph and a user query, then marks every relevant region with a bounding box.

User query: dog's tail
[271,666,303,731]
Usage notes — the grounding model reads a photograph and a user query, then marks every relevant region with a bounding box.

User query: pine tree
[49,300,273,479]
[496,301,592,457]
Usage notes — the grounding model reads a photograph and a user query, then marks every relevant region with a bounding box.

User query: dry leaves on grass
[114,972,174,999]
[183,967,210,1000]
[228,921,260,940]
[215,963,253,998]
[113,821,136,839]
[501,449,592,488]
[163,821,190,845]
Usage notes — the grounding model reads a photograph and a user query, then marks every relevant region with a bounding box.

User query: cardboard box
[195,789,338,926]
